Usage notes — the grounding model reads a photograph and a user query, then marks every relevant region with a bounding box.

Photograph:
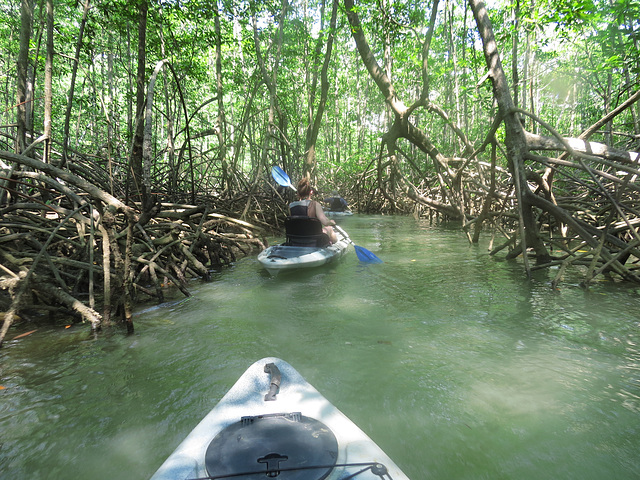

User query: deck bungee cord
[189,461,395,480]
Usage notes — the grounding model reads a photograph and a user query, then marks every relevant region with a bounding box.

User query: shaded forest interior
[1,0,639,345]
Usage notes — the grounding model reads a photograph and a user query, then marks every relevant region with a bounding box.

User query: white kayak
[257,229,350,276]
[150,357,410,480]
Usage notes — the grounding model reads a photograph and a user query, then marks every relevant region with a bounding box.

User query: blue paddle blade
[354,245,383,263]
[271,166,295,190]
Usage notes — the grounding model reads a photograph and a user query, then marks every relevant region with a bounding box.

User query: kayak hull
[257,235,350,276]
[150,357,410,480]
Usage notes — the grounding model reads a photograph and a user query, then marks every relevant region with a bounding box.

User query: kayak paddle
[334,225,383,264]
[271,165,296,191]
[270,166,382,263]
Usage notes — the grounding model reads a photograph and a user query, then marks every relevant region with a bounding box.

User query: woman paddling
[289,178,338,244]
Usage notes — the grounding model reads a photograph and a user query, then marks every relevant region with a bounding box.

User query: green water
[1,215,639,479]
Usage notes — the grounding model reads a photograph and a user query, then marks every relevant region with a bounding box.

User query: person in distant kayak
[290,178,338,243]
[324,192,349,212]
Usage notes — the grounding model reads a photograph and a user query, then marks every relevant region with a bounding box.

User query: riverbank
[0,153,281,345]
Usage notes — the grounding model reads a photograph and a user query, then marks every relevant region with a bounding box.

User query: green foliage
[0,0,637,202]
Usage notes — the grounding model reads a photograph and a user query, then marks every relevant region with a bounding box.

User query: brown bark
[15,0,32,155]
[61,0,91,168]
[43,0,53,164]
[0,181,267,346]
[129,0,148,201]
[213,2,228,193]
[468,0,551,267]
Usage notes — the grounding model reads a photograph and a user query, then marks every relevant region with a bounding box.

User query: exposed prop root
[0,152,272,347]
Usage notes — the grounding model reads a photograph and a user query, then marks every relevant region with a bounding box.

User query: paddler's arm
[313,201,336,227]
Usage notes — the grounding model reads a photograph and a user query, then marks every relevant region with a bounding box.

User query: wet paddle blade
[271,166,296,191]
[354,245,383,263]
[334,224,383,264]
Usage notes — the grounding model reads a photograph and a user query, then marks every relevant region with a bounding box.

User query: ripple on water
[2,217,640,480]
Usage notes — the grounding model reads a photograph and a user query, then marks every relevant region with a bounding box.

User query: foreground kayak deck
[150,357,410,480]
[257,235,350,276]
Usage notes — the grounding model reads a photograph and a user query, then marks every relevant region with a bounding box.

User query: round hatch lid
[205,412,338,480]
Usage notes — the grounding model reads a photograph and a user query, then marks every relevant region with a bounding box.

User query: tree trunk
[344,0,462,216]
[303,0,338,179]
[107,32,115,195]
[61,0,91,168]
[129,0,148,202]
[511,0,520,109]
[43,0,53,165]
[214,0,229,193]
[468,0,551,267]
[16,0,33,155]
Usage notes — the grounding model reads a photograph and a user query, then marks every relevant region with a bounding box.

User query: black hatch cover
[205,412,338,479]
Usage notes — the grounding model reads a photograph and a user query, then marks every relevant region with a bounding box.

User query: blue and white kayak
[150,357,410,480]
[257,230,350,276]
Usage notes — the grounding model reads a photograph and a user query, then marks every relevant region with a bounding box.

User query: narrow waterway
[1,215,639,479]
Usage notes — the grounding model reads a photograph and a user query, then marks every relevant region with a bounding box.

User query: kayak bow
[150,357,410,480]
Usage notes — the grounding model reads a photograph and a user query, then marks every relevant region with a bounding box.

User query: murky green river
[1,215,640,479]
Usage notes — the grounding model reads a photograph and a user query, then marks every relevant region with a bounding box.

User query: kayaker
[289,178,338,244]
[324,192,349,212]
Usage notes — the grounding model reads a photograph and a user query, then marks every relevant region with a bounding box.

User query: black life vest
[289,199,311,217]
